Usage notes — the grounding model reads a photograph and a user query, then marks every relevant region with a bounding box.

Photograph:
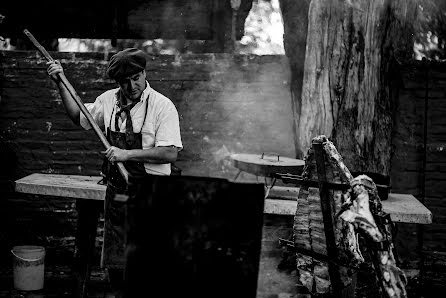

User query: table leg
[263,176,277,199]
[233,169,242,181]
[73,199,103,298]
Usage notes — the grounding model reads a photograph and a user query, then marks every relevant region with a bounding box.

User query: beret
[106,48,147,80]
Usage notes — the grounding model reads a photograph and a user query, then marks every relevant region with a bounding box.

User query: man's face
[118,70,146,102]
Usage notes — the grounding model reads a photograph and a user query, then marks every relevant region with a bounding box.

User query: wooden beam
[14,174,433,224]
[313,141,343,296]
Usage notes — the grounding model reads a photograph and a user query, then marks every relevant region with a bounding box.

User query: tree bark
[279,0,311,159]
[295,0,417,175]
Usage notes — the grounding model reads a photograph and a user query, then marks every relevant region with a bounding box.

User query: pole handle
[23,29,129,184]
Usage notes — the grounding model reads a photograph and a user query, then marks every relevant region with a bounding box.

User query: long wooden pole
[23,29,129,184]
[313,141,343,297]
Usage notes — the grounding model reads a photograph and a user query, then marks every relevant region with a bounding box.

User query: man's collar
[140,81,151,102]
[115,81,151,106]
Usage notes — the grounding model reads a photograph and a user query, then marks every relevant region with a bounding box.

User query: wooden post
[278,0,311,159]
[230,0,241,52]
[73,199,102,298]
[313,141,343,296]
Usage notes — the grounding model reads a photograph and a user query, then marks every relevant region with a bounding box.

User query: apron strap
[108,102,117,134]
[139,95,150,133]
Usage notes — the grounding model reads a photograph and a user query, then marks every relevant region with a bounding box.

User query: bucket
[11,245,45,291]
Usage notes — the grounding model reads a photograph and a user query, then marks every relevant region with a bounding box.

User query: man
[47,48,183,294]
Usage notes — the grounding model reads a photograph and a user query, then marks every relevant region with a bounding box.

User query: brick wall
[0,51,294,266]
[391,61,446,264]
[0,51,445,272]
[0,51,295,178]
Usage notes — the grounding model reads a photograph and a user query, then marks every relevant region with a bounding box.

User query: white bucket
[11,245,45,291]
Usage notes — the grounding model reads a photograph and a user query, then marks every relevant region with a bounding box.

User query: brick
[2,52,446,269]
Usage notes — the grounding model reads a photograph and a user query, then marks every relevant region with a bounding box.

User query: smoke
[181,56,295,182]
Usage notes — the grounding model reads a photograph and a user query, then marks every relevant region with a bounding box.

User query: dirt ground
[0,251,445,297]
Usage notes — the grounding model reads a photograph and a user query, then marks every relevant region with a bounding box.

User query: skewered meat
[293,136,407,297]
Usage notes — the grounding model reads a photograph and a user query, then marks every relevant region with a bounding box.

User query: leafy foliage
[414,0,446,60]
[238,0,285,55]
[1,0,285,55]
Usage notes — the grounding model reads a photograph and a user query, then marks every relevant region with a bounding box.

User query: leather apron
[101,97,149,269]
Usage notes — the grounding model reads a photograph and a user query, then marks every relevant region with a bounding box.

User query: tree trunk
[279,0,311,159]
[295,0,417,175]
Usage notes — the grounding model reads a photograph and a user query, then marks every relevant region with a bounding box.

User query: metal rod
[23,29,129,184]
[274,173,350,190]
[274,172,390,192]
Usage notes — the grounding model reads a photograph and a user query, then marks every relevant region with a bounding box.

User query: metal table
[230,153,305,198]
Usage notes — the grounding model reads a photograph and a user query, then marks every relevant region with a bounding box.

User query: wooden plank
[264,198,297,215]
[383,193,433,224]
[265,186,300,200]
[14,173,105,201]
[14,174,433,224]
[264,187,433,224]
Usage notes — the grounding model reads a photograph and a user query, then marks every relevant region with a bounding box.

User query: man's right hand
[46,60,64,82]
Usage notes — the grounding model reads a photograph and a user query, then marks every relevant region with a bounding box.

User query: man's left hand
[105,146,129,162]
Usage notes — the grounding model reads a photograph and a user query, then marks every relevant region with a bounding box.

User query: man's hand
[46,60,64,82]
[105,146,129,163]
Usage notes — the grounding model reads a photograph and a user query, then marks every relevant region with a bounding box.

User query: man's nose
[130,80,137,90]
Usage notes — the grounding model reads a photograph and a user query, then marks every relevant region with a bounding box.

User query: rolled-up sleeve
[79,96,105,130]
[155,102,183,150]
